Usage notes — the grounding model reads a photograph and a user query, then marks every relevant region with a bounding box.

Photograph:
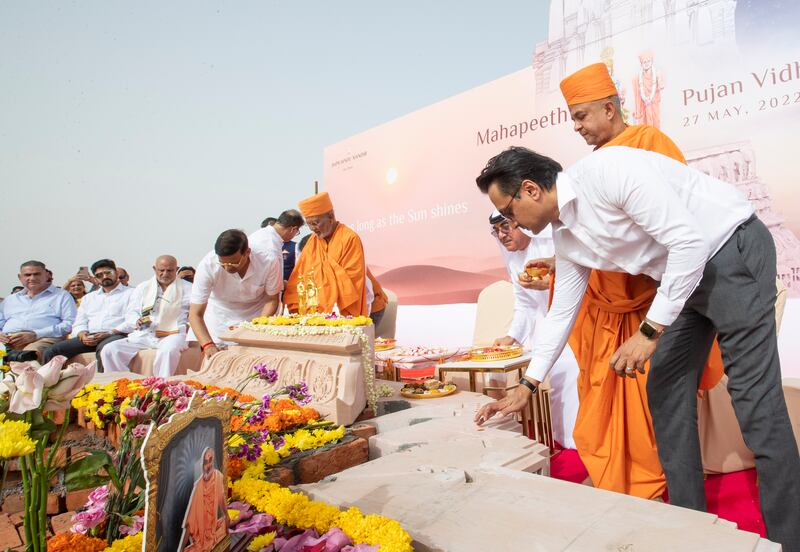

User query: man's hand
[518,256,555,290]
[493,335,519,347]
[8,331,37,349]
[474,380,538,426]
[78,331,91,345]
[203,345,220,359]
[0,333,9,344]
[610,331,659,378]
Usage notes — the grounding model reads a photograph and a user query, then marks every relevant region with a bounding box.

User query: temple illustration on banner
[532,0,737,94]
[686,143,800,296]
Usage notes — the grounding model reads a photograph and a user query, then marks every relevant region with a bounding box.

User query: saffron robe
[569,124,724,499]
[181,470,226,552]
[285,223,368,316]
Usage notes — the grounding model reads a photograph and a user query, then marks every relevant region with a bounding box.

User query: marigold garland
[251,314,372,327]
[247,532,276,551]
[232,476,412,552]
[46,532,107,552]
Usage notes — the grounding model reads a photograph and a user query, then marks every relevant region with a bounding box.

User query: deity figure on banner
[284,192,368,316]
[632,50,664,128]
[179,447,228,552]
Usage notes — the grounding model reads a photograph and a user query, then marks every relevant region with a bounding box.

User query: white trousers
[101,333,186,378]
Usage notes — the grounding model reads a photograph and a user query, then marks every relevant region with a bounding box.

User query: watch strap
[519,378,538,394]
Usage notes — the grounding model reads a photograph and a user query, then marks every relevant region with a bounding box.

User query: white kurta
[102,279,192,377]
[498,228,580,449]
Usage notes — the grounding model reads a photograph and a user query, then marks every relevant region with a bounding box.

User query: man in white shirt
[101,255,192,377]
[43,259,132,371]
[474,146,800,549]
[489,211,580,449]
[189,229,282,359]
[249,210,304,284]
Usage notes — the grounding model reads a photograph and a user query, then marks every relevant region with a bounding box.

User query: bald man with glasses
[189,229,282,358]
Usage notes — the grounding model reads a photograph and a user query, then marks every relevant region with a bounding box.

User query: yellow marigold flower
[247,532,276,552]
[227,434,245,448]
[103,532,143,552]
[0,415,36,459]
[227,509,240,522]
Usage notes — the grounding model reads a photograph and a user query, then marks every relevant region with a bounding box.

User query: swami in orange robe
[285,192,368,316]
[367,267,388,315]
[180,447,228,552]
[559,64,724,500]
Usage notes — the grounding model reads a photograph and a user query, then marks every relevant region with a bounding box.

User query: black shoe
[6,350,38,363]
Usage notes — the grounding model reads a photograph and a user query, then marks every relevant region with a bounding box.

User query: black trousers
[43,334,127,372]
[648,217,800,551]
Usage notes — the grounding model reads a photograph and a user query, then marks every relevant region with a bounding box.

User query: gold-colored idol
[297,275,307,315]
[306,267,319,314]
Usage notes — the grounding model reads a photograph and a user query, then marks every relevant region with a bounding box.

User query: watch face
[640,322,656,338]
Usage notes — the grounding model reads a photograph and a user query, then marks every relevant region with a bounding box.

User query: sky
[0,1,549,291]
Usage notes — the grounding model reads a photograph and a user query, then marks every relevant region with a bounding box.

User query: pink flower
[164,382,192,399]
[71,506,106,534]
[174,397,190,412]
[122,406,145,419]
[119,514,144,536]
[132,423,150,439]
[86,485,109,506]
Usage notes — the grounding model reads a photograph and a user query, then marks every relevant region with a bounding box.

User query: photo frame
[141,394,234,552]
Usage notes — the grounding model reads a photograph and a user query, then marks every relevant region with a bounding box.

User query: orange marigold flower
[228,456,246,480]
[47,532,107,552]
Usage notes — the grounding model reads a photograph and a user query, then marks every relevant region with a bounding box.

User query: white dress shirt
[190,249,282,341]
[72,284,134,335]
[527,146,754,382]
[249,226,285,285]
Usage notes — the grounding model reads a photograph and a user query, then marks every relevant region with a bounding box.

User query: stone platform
[297,381,780,551]
[188,325,374,425]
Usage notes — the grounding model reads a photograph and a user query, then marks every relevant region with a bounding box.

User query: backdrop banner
[324,1,800,371]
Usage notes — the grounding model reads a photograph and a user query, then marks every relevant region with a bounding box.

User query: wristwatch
[519,378,538,394]
[639,319,664,340]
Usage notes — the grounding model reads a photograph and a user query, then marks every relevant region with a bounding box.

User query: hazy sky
[0,1,548,290]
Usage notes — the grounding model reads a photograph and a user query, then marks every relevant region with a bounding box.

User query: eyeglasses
[497,183,522,220]
[490,220,516,238]
[218,253,247,269]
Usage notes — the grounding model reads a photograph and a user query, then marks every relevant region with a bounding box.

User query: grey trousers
[647,216,800,551]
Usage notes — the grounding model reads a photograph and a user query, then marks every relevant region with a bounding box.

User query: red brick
[265,467,294,487]
[354,408,376,423]
[8,512,23,528]
[350,424,377,441]
[296,437,368,484]
[47,492,60,515]
[1,494,24,515]
[65,488,93,511]
[62,424,90,443]
[0,514,22,549]
[50,511,75,535]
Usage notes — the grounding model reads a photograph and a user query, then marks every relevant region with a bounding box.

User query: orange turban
[560,63,618,106]
[298,192,334,217]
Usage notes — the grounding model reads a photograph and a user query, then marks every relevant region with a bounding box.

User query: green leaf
[65,450,115,490]
[65,473,110,492]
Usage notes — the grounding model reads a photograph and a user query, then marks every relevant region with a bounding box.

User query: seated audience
[0,261,77,362]
[64,276,88,306]
[43,259,133,370]
[117,267,130,286]
[102,255,191,377]
[189,229,282,358]
[178,266,196,283]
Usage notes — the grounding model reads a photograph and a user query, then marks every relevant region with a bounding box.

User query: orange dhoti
[569,271,724,499]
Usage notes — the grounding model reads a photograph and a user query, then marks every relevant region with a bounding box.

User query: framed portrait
[141,395,233,552]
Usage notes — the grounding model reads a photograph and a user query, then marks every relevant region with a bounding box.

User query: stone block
[296,437,368,484]
[0,514,22,549]
[8,512,23,528]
